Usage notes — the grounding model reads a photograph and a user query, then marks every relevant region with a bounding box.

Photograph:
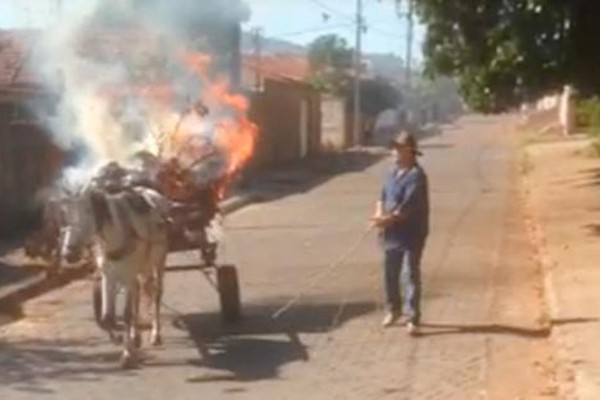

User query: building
[0,30,63,236]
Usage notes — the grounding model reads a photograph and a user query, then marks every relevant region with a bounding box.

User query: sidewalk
[523,135,600,399]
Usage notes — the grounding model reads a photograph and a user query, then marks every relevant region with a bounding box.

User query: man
[372,131,429,335]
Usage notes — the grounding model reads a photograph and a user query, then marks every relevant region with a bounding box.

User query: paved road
[0,115,561,399]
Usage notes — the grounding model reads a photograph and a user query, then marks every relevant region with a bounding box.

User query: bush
[576,97,600,136]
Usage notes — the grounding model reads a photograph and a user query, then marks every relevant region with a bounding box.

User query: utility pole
[405,0,414,87]
[251,27,263,91]
[396,0,415,87]
[353,0,363,146]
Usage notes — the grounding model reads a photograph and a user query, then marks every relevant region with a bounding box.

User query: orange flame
[168,52,258,177]
[96,49,257,199]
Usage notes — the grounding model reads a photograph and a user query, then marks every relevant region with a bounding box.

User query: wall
[320,95,347,150]
[248,77,321,168]
[0,92,64,237]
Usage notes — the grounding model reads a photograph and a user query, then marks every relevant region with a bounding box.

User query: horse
[24,187,95,277]
[61,182,169,368]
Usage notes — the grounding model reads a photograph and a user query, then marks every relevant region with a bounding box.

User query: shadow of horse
[173,300,376,382]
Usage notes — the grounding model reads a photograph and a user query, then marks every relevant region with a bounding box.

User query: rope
[271,225,375,320]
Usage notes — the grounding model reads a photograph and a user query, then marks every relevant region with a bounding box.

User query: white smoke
[29,0,248,184]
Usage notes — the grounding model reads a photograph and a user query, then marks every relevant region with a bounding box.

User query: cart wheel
[217,265,241,323]
[93,277,103,328]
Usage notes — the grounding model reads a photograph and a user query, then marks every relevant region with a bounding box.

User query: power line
[271,22,355,38]
[306,0,355,22]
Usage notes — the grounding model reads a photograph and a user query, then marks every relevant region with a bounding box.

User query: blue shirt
[380,164,429,250]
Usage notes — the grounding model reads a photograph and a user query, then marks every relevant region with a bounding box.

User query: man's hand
[370,214,394,228]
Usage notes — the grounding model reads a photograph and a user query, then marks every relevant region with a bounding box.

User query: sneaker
[381,312,397,328]
[406,322,420,336]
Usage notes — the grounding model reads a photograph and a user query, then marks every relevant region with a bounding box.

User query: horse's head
[61,185,107,264]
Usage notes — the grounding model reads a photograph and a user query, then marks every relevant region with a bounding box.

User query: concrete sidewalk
[524,135,600,399]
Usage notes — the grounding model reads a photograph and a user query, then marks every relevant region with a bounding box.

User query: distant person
[371,131,430,335]
[559,85,574,136]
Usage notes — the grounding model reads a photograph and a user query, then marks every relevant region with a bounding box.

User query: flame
[95,50,258,194]
[178,53,258,175]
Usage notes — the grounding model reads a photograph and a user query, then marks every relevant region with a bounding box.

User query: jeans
[383,241,425,324]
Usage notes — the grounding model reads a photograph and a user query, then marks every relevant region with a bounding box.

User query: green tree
[344,78,402,118]
[308,34,353,73]
[307,34,353,92]
[412,0,600,112]
[307,35,401,118]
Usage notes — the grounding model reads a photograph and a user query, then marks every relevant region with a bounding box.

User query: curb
[521,169,579,398]
[0,192,261,315]
[0,265,90,315]
[220,192,263,215]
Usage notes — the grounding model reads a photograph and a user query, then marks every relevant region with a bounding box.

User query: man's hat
[389,131,422,156]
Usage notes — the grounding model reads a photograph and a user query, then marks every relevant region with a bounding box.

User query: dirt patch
[484,156,565,400]
[517,137,599,398]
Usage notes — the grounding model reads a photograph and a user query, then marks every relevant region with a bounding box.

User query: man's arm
[371,185,387,227]
[373,172,422,227]
[373,200,383,219]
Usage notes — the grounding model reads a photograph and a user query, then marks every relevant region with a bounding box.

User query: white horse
[62,183,169,368]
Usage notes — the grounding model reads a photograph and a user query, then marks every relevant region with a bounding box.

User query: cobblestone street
[0,116,562,399]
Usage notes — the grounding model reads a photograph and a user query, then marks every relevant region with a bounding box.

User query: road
[0,115,562,399]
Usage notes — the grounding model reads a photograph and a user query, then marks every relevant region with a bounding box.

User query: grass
[520,149,534,176]
[521,133,537,147]
[588,137,600,157]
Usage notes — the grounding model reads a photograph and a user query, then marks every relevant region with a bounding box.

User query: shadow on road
[238,150,387,205]
[418,323,551,338]
[0,337,137,394]
[583,223,600,236]
[562,167,600,189]
[420,142,455,150]
[0,301,376,391]
[176,300,376,381]
[0,263,45,289]
[417,317,598,338]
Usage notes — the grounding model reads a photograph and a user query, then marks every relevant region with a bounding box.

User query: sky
[243,0,425,58]
[0,0,425,58]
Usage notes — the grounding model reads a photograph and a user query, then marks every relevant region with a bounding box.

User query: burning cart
[96,149,242,324]
[26,146,242,324]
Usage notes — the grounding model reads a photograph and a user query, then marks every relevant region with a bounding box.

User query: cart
[90,188,242,326]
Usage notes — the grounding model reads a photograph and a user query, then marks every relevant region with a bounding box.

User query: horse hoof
[100,316,116,331]
[151,334,162,347]
[120,353,136,369]
[109,333,123,345]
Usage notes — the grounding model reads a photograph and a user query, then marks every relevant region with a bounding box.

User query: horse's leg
[120,285,138,369]
[150,245,167,346]
[132,279,142,349]
[101,272,116,331]
[125,280,141,349]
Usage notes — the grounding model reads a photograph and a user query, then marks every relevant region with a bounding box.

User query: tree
[308,34,353,73]
[307,34,401,118]
[413,1,600,112]
[344,78,402,118]
[306,34,353,92]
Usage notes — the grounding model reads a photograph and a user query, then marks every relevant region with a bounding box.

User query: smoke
[29,0,251,184]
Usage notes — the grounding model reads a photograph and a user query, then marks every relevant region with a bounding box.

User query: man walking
[372,131,429,334]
